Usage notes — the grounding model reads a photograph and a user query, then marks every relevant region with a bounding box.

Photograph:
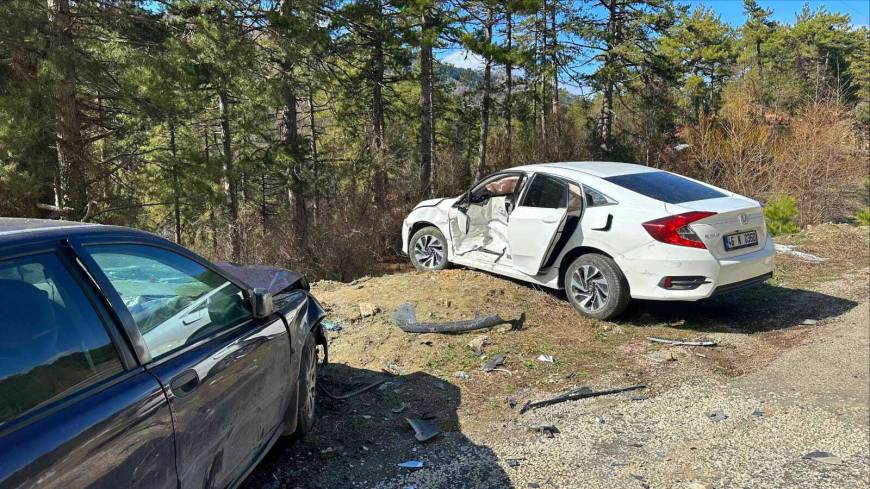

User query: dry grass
[678,86,867,226]
[312,223,869,433]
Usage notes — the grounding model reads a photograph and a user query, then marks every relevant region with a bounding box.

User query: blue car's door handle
[170,370,200,397]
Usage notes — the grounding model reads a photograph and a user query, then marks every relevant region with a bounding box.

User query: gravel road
[377,302,869,489]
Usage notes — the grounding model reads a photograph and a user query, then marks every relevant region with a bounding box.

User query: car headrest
[0,279,58,344]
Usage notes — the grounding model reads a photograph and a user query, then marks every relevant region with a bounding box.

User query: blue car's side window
[0,253,123,426]
[87,245,252,360]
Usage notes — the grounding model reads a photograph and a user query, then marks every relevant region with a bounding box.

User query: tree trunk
[756,39,763,84]
[371,5,387,204]
[504,8,513,166]
[218,89,240,261]
[308,84,320,218]
[204,127,218,253]
[550,1,559,141]
[47,0,86,218]
[475,12,493,181]
[539,0,548,144]
[282,85,308,240]
[419,11,435,197]
[596,0,618,155]
[169,122,181,245]
[532,22,539,132]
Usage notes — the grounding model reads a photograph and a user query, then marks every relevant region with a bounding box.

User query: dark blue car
[0,218,327,489]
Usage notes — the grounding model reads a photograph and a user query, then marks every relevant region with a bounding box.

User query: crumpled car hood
[215,262,309,295]
[414,196,459,210]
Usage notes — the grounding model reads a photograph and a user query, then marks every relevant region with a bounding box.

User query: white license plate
[724,230,758,251]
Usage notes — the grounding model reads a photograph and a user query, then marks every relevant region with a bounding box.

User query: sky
[438,0,870,71]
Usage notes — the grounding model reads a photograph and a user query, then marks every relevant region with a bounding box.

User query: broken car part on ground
[392,302,525,333]
[520,384,648,414]
[647,336,717,347]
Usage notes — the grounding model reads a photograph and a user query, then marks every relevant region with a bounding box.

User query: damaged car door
[448,172,526,263]
[507,173,573,275]
[79,243,294,489]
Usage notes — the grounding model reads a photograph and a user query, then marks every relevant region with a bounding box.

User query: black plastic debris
[406,417,441,442]
[647,336,717,347]
[482,354,506,372]
[318,378,386,401]
[392,302,525,334]
[520,384,647,414]
[528,424,560,438]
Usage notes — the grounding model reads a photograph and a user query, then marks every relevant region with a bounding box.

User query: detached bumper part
[392,302,525,334]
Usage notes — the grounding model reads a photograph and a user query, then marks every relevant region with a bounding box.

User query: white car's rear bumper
[620,238,774,301]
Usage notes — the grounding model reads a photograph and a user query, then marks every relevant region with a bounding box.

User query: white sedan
[401,161,774,319]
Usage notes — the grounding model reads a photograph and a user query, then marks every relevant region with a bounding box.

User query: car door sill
[227,425,284,489]
[450,257,560,290]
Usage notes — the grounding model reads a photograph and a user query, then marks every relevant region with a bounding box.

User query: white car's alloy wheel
[570,264,609,312]
[564,254,630,320]
[413,233,445,269]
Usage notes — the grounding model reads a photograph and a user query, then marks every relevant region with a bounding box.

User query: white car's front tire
[409,226,448,271]
[565,254,630,320]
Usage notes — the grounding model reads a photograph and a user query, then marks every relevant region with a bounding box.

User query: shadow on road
[241,363,512,489]
[623,283,859,332]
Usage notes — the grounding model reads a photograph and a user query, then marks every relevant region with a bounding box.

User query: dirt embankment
[243,223,869,489]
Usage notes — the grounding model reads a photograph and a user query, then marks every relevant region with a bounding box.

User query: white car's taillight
[642,211,717,249]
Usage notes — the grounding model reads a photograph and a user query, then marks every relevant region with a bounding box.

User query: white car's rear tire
[565,254,630,320]
[409,226,448,271]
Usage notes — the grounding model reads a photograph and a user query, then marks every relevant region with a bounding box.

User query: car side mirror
[251,288,274,319]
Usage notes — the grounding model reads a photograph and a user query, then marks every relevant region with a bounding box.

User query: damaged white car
[402,162,774,319]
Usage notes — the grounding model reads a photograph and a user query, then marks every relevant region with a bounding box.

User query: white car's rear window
[604,171,726,204]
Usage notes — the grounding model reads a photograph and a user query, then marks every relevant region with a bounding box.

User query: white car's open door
[508,206,567,275]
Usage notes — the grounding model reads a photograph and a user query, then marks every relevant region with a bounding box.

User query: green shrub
[857,209,870,226]
[764,195,800,235]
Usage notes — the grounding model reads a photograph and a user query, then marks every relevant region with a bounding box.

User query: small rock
[506,459,521,468]
[507,398,518,409]
[383,363,401,376]
[527,483,541,489]
[595,416,605,424]
[454,371,469,380]
[537,354,555,363]
[482,354,506,372]
[802,319,818,325]
[752,410,764,417]
[686,483,709,489]
[358,303,380,317]
[319,446,341,460]
[707,410,728,422]
[467,335,490,355]
[803,451,842,465]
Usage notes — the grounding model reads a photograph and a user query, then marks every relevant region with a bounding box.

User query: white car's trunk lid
[667,197,767,259]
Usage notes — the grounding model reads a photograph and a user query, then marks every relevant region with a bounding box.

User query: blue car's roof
[0,218,157,247]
